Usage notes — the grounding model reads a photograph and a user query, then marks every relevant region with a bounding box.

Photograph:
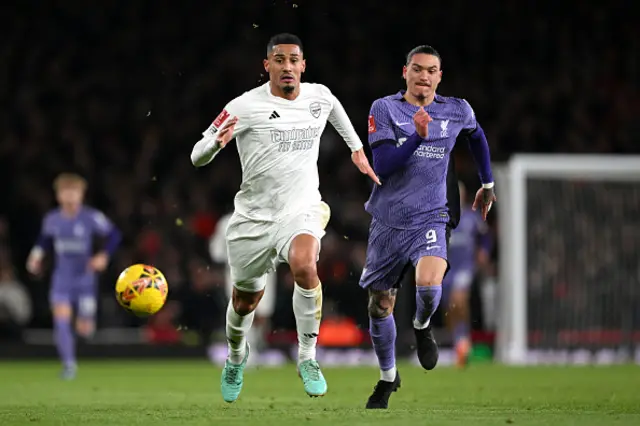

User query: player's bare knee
[416,256,447,287]
[75,319,95,337]
[52,303,72,319]
[416,274,442,287]
[232,298,257,316]
[415,265,445,287]
[290,261,318,289]
[232,288,263,316]
[288,234,320,288]
[367,289,397,319]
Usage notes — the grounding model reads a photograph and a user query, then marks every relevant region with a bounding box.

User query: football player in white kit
[191,33,380,403]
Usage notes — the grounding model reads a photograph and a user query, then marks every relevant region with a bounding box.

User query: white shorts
[226,201,331,293]
[451,269,474,290]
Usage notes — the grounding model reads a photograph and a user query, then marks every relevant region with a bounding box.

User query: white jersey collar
[265,82,304,103]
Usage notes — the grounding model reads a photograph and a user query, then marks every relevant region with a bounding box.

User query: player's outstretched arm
[191,118,238,167]
[327,94,380,185]
[368,101,427,180]
[460,100,496,220]
[191,137,221,167]
[192,98,247,167]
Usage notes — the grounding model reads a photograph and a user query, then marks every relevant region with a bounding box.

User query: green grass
[0,361,639,425]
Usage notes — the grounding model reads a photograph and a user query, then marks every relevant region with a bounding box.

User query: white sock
[293,283,322,363]
[226,300,255,364]
[380,366,397,382]
[413,317,430,330]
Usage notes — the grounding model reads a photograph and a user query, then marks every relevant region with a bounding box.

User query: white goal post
[495,154,640,365]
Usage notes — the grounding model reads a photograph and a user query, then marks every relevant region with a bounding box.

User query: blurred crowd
[0,1,637,344]
[527,180,640,348]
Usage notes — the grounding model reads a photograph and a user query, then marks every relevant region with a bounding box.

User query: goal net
[495,155,640,365]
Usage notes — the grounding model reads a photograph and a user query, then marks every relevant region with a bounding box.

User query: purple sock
[415,285,442,327]
[54,318,76,368]
[454,322,470,343]
[369,315,396,371]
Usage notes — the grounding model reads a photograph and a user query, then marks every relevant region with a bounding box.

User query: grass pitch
[0,360,638,425]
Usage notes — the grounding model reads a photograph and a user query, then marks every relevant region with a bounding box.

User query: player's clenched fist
[215,117,238,148]
[413,107,432,138]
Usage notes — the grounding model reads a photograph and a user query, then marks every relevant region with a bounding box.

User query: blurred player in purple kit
[360,45,496,409]
[26,173,121,380]
[443,182,492,368]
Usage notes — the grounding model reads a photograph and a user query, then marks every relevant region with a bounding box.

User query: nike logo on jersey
[426,245,441,250]
[269,111,280,119]
[394,121,410,126]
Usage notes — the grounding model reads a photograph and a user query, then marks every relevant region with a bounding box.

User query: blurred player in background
[360,45,496,409]
[443,182,492,368]
[26,173,121,380]
[209,211,277,362]
[191,33,379,403]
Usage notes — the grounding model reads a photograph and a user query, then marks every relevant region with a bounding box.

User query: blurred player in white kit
[191,33,380,403]
[209,211,276,360]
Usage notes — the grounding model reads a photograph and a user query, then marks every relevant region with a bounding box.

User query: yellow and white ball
[115,264,168,316]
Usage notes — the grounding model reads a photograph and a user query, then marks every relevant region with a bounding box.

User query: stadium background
[0,0,637,363]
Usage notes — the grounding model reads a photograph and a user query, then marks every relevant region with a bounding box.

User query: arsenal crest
[309,102,321,118]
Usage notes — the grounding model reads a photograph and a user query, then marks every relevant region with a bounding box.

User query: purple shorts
[359,218,450,291]
[50,275,98,319]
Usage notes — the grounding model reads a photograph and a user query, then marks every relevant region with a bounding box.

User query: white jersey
[192,82,363,222]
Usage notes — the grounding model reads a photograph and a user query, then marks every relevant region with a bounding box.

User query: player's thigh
[359,219,410,292]
[226,216,278,293]
[276,202,329,265]
[410,222,450,286]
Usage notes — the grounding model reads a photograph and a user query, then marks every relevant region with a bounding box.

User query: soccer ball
[115,264,168,316]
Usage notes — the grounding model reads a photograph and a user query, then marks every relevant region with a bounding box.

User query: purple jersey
[37,206,118,286]
[447,206,490,272]
[365,92,477,229]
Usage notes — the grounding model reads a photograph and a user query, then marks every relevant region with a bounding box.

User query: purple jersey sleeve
[90,210,113,235]
[368,100,395,145]
[461,99,478,132]
[368,99,423,179]
[461,99,493,184]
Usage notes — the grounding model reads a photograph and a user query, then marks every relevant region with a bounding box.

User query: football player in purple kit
[360,45,496,409]
[26,173,121,380]
[443,182,492,368]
